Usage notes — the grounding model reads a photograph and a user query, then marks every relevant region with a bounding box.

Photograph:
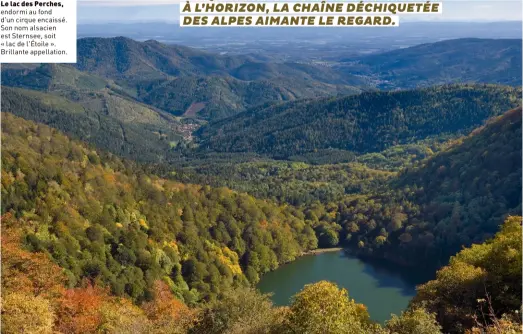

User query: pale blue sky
[77,1,522,23]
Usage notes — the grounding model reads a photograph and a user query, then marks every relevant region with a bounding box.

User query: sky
[77,0,523,23]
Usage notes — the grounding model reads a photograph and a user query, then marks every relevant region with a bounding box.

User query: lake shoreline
[258,248,419,323]
[302,247,344,256]
[262,248,344,275]
[272,246,436,287]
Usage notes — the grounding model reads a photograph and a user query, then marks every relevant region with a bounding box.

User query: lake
[257,250,432,323]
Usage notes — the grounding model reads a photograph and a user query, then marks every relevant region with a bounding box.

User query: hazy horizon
[77,1,523,24]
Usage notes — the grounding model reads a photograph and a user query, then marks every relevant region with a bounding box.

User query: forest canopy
[1,36,522,334]
[1,112,318,303]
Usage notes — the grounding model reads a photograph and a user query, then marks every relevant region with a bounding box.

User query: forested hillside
[3,38,520,123]
[339,38,522,88]
[335,107,522,266]
[74,37,249,82]
[181,108,522,268]
[168,138,454,206]
[1,35,521,334]
[5,36,363,121]
[1,56,361,122]
[1,112,318,304]
[0,86,193,163]
[412,215,522,333]
[174,160,394,206]
[0,63,112,92]
[197,84,521,158]
[136,75,359,120]
[3,206,520,333]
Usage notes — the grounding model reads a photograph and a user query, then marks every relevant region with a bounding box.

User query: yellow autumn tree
[1,292,55,334]
[385,307,442,334]
[412,216,522,333]
[284,280,371,334]
[190,287,282,334]
[98,297,150,333]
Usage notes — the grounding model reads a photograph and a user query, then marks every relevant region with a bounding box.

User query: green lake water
[257,250,432,323]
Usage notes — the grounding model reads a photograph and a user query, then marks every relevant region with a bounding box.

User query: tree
[55,283,106,333]
[190,287,281,334]
[142,280,196,333]
[1,292,55,334]
[385,307,442,334]
[284,280,371,334]
[1,215,66,299]
[1,114,322,303]
[318,228,339,248]
[412,216,522,333]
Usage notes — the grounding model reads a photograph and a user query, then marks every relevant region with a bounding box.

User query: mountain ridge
[340,38,522,88]
[197,84,522,158]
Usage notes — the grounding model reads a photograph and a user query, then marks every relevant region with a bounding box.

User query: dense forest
[136,75,359,120]
[74,37,352,84]
[197,84,521,158]
[334,107,522,266]
[3,202,520,333]
[2,109,521,333]
[184,108,521,267]
[0,86,190,163]
[170,136,459,207]
[173,160,393,206]
[1,113,318,303]
[1,35,522,334]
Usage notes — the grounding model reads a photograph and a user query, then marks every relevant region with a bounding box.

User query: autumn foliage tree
[97,298,150,333]
[284,280,373,334]
[385,307,442,334]
[190,286,283,334]
[1,213,66,299]
[1,292,55,334]
[55,283,107,333]
[412,216,522,333]
[142,280,197,333]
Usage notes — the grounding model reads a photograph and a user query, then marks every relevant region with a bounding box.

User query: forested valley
[2,112,521,334]
[1,36,522,334]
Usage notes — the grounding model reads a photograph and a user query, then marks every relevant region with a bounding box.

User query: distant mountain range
[2,37,365,121]
[1,37,521,164]
[3,37,521,123]
[78,21,523,45]
[338,38,522,88]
